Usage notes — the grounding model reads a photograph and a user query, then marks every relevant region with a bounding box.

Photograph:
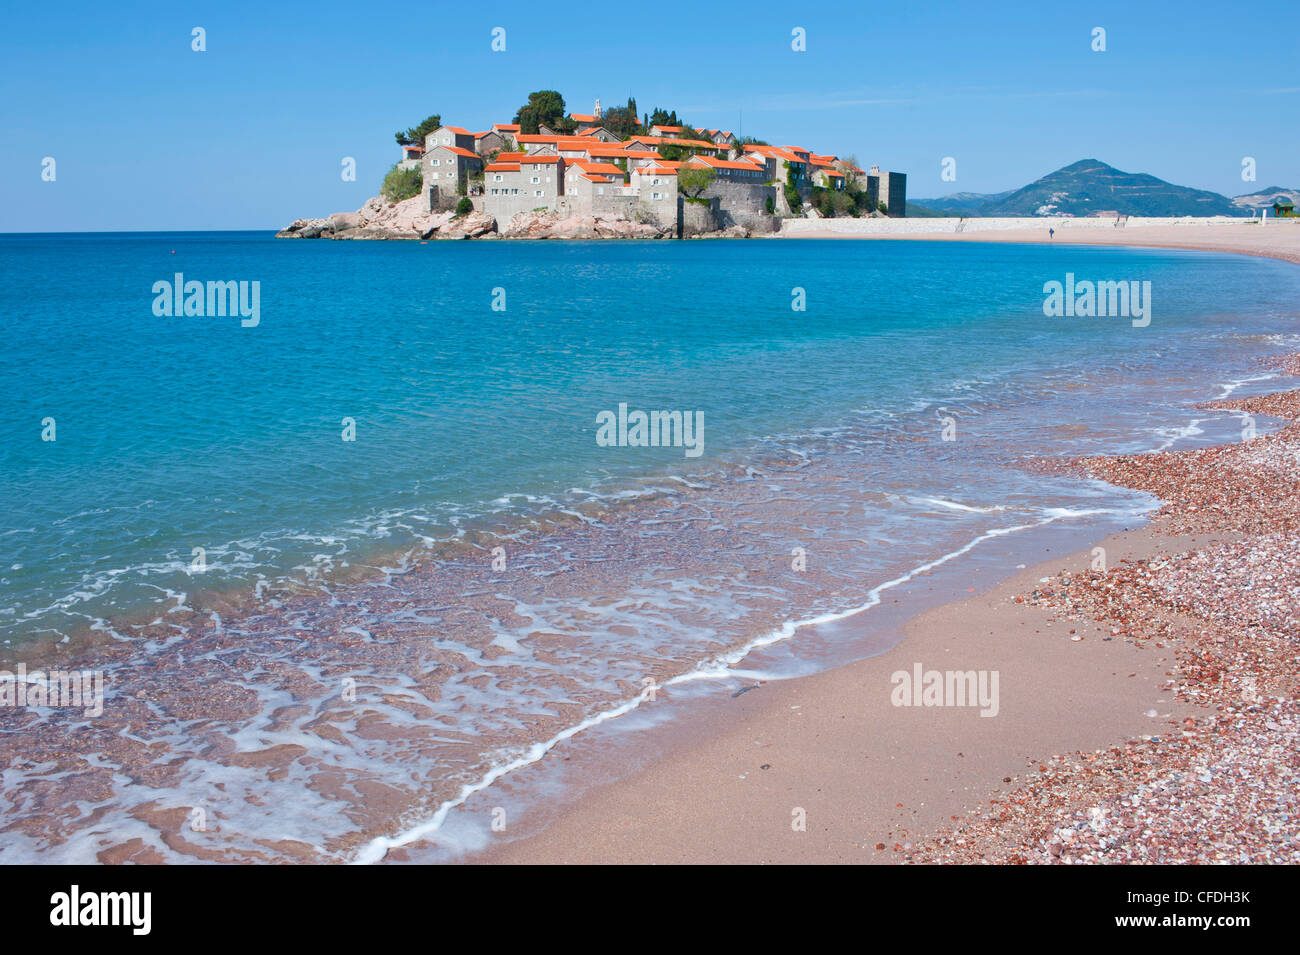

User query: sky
[2,0,1297,231]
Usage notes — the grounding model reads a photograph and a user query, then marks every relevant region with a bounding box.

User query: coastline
[775,217,1300,267]
[470,523,1206,864]
[4,230,1296,864]
[474,361,1300,864]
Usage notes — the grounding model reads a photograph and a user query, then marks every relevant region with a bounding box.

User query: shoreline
[774,217,1300,267]
[4,230,1296,864]
[474,360,1300,864]
[470,523,1207,864]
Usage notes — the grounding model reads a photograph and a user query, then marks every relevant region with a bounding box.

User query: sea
[1,231,1297,862]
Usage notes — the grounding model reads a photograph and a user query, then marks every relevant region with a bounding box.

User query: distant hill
[1233,185,1300,212]
[915,159,1246,218]
[909,190,1014,217]
[904,201,950,218]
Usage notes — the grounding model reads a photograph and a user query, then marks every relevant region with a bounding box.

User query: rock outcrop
[688,225,751,239]
[278,197,685,241]
[499,209,673,240]
[276,195,498,240]
[276,217,332,239]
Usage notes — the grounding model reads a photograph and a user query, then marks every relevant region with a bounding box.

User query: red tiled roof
[747,144,805,164]
[485,163,520,172]
[516,134,599,145]
[650,125,682,134]
[649,137,720,149]
[445,146,479,158]
[444,126,472,135]
[569,113,598,123]
[519,155,563,164]
[589,146,660,159]
[687,155,764,172]
[493,123,521,132]
[569,160,626,176]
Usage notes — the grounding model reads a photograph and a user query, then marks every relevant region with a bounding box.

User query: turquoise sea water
[0,232,1297,861]
[4,232,1296,645]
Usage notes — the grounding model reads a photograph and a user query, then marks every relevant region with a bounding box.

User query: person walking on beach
[1049,227,1055,240]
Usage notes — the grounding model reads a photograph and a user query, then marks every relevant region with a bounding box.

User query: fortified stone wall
[705,180,780,232]
[681,197,721,236]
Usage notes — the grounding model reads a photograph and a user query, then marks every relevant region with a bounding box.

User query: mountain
[1232,185,1300,212]
[904,201,951,218]
[908,190,1014,217]
[915,159,1246,218]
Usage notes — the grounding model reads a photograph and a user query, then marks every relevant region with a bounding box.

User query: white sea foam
[351,500,1150,865]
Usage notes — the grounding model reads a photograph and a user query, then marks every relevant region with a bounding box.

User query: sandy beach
[480,380,1300,865]
[477,231,1300,865]
[779,216,1300,267]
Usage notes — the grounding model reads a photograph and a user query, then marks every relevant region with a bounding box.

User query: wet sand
[479,362,1300,864]
[474,525,1207,863]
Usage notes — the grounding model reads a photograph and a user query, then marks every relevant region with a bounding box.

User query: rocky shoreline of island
[276,194,756,241]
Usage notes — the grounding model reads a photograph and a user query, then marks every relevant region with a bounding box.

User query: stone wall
[483,193,557,222]
[704,180,780,233]
[681,197,720,236]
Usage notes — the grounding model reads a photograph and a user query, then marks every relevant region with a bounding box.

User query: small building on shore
[398,145,423,170]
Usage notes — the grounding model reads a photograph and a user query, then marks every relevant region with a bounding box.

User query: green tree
[395,114,442,146]
[381,163,423,202]
[784,164,803,213]
[454,197,473,217]
[600,103,640,140]
[648,107,680,128]
[677,166,716,199]
[513,90,574,135]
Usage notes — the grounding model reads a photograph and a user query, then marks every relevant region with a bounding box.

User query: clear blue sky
[3,0,1297,230]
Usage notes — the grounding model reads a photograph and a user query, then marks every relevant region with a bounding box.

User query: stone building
[473,130,506,156]
[398,145,423,171]
[564,160,631,199]
[575,126,621,143]
[885,171,907,217]
[684,154,766,183]
[483,155,566,221]
[422,135,483,210]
